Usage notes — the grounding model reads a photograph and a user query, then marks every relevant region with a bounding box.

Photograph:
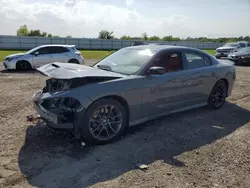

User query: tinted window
[239,43,246,48]
[185,52,211,69]
[153,52,183,73]
[50,47,69,53]
[35,47,53,55]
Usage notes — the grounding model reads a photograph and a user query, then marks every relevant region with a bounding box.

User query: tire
[68,59,79,64]
[16,61,32,71]
[207,80,228,109]
[80,98,128,144]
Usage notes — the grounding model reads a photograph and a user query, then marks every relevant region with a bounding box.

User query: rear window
[185,52,212,69]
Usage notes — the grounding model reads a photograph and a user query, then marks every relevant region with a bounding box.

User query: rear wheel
[207,80,228,109]
[80,98,128,144]
[68,59,79,64]
[16,61,32,71]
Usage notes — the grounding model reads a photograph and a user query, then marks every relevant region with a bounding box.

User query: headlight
[5,57,18,62]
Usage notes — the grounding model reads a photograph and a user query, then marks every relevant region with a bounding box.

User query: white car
[3,44,84,70]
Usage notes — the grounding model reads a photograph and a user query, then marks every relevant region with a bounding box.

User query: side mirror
[33,51,39,56]
[147,66,165,75]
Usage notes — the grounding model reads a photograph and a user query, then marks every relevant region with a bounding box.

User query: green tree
[16,25,29,36]
[48,33,53,37]
[66,35,72,38]
[28,29,42,37]
[141,32,148,40]
[148,35,161,41]
[120,35,131,40]
[42,32,47,37]
[98,30,114,39]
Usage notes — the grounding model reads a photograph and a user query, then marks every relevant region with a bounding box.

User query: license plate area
[34,103,58,124]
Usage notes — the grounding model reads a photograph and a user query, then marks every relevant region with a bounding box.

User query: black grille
[217,49,230,53]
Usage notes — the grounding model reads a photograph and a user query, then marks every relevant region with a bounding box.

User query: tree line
[16,25,250,43]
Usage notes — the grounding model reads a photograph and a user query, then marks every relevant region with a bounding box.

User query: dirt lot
[0,60,250,188]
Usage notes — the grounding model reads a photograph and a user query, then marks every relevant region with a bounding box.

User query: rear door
[181,50,217,105]
[50,47,70,63]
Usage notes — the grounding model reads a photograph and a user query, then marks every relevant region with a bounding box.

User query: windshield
[26,46,42,54]
[94,48,155,75]
[223,43,238,47]
[237,47,250,53]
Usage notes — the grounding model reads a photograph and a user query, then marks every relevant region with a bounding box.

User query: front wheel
[16,61,32,71]
[207,80,228,109]
[80,98,128,144]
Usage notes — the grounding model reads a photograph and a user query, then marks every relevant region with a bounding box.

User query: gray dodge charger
[32,45,236,144]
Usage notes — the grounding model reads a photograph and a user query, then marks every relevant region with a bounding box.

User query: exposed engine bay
[43,76,120,93]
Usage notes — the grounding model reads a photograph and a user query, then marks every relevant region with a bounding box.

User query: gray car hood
[37,62,126,79]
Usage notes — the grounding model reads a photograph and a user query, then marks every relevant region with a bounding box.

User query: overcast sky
[0,0,250,38]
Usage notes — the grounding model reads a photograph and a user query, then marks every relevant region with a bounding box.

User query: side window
[50,47,69,54]
[153,52,183,73]
[247,43,250,47]
[185,52,211,69]
[36,47,51,55]
[239,43,246,48]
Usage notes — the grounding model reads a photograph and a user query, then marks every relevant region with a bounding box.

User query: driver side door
[142,51,192,118]
[32,47,54,68]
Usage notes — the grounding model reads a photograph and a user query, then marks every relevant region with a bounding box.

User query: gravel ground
[0,60,250,188]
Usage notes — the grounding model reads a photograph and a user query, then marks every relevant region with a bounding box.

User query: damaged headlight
[40,97,84,124]
[41,97,82,111]
[44,78,72,93]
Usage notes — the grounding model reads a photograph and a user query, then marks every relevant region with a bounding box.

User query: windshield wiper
[97,65,112,71]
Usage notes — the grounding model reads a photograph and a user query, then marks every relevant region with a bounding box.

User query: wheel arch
[68,58,79,63]
[88,95,130,122]
[218,78,229,96]
[16,60,32,69]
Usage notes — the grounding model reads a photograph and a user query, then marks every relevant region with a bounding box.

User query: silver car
[3,44,84,70]
[215,41,249,59]
[32,45,236,144]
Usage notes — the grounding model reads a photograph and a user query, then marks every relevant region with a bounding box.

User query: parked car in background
[3,44,84,70]
[228,47,250,65]
[131,41,145,46]
[215,41,249,59]
[32,45,235,144]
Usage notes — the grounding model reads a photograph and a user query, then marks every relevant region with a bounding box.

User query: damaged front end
[32,79,87,134]
[32,62,124,137]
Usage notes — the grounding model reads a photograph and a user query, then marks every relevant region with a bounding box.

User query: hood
[37,62,126,79]
[229,51,250,56]
[216,47,236,50]
[5,53,24,59]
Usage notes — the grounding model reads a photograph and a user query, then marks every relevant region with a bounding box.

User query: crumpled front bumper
[33,100,74,129]
[31,90,90,132]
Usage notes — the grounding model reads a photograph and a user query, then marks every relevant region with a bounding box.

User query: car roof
[38,44,75,48]
[124,44,205,53]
